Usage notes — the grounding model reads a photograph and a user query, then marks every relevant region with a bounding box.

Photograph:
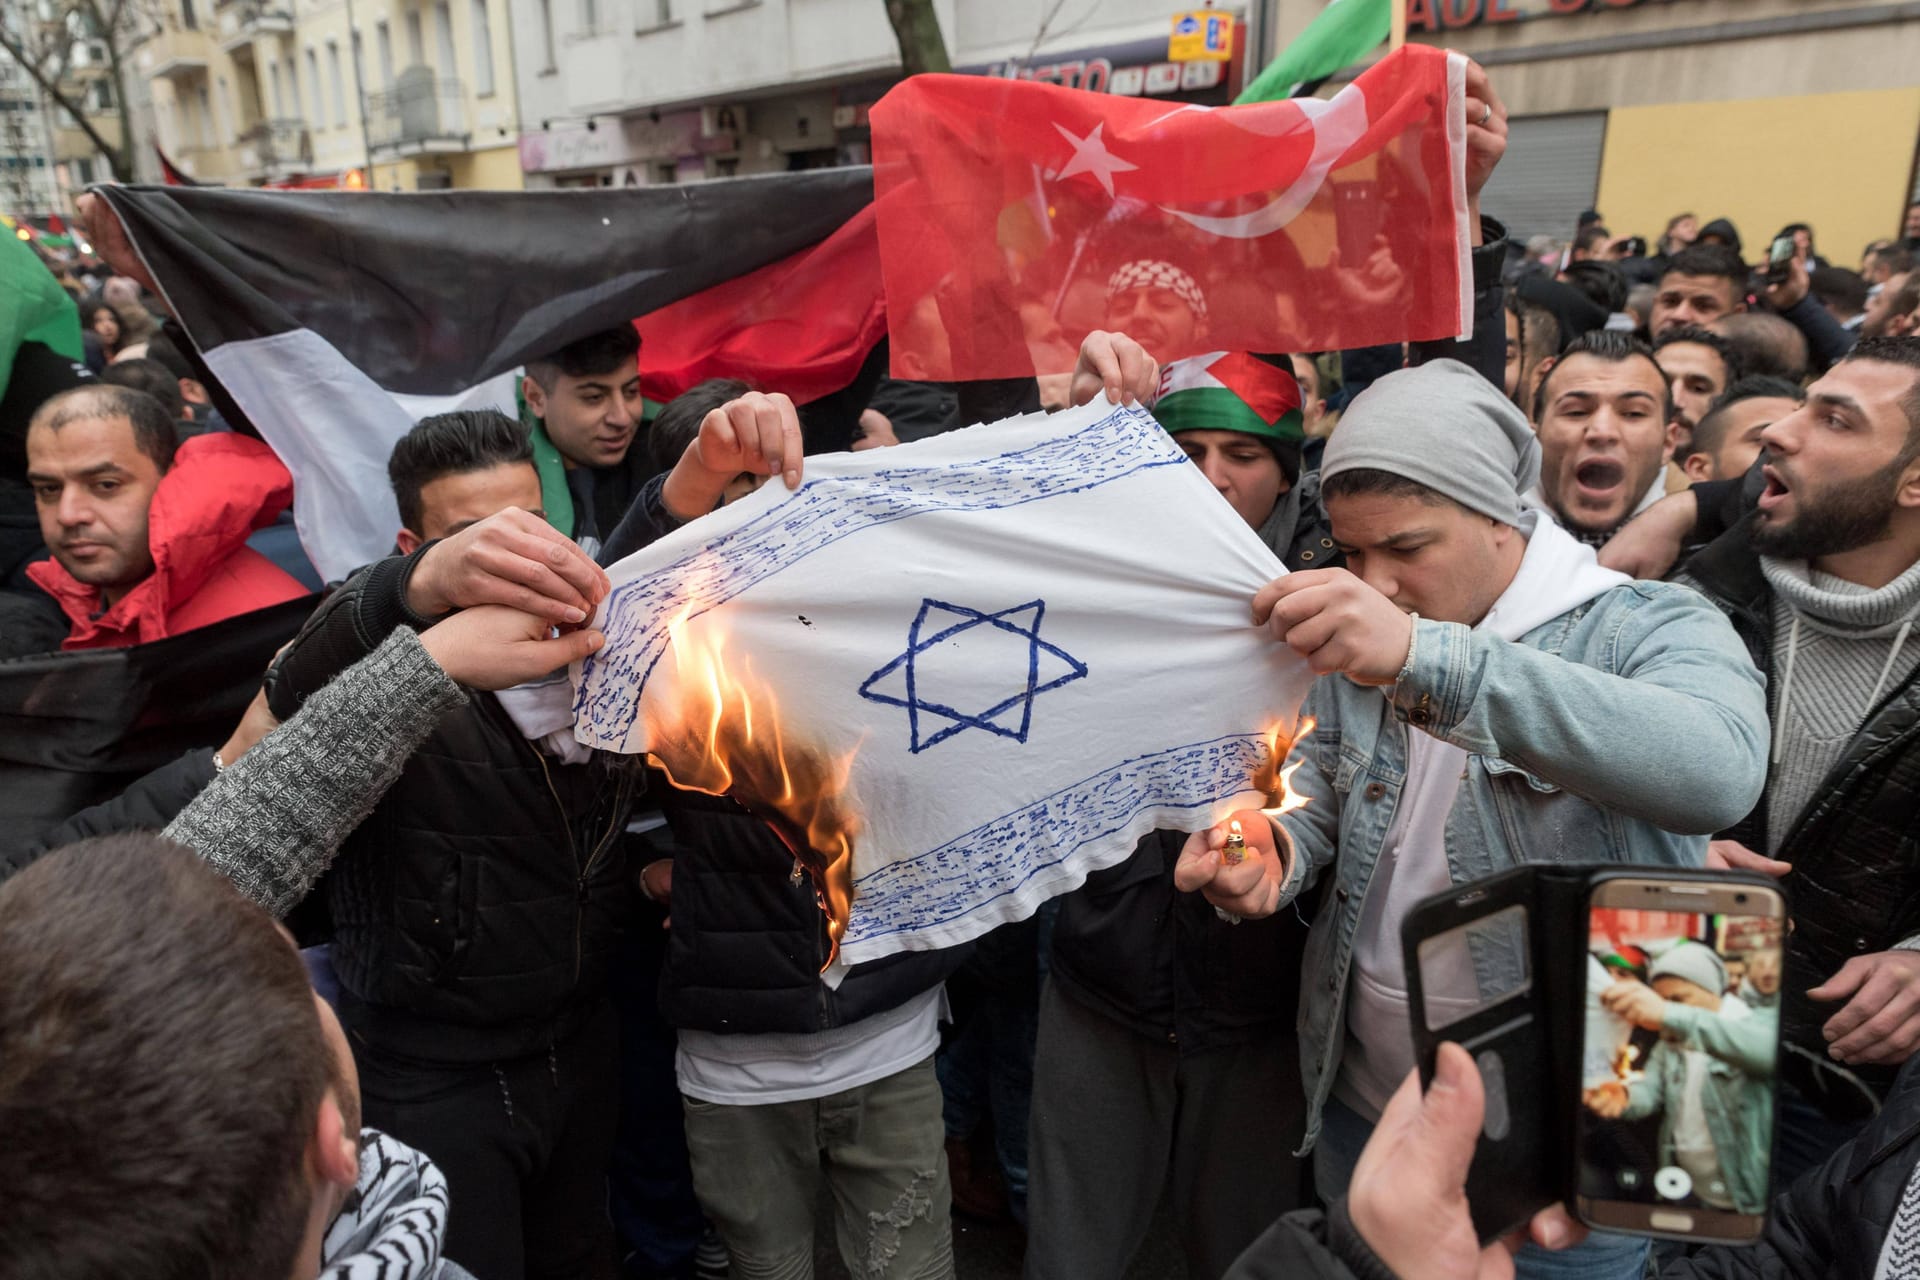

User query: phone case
[1400,865,1785,1246]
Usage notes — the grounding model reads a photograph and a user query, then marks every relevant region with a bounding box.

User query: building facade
[0,0,153,210]
[0,45,61,214]
[1272,0,1920,264]
[137,0,524,189]
[509,0,1253,190]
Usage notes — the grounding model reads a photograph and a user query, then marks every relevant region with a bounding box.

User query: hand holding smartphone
[1403,865,1786,1246]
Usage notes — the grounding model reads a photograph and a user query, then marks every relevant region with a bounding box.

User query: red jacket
[29,433,310,651]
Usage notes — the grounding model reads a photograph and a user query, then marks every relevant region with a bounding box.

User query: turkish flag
[872,45,1471,382]
[635,204,886,406]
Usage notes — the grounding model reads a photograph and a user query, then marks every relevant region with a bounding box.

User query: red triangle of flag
[1204,351,1302,425]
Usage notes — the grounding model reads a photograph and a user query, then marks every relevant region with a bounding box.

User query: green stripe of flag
[1,229,83,404]
[1235,0,1391,105]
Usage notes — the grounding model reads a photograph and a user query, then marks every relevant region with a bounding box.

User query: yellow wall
[1596,88,1920,269]
[448,144,524,191]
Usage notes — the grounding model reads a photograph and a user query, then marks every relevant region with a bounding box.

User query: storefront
[1364,0,1920,258]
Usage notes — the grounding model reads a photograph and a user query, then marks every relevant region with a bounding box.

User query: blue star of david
[858,598,1089,754]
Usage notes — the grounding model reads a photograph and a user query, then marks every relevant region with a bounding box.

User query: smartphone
[1575,875,1786,1243]
[1767,235,1795,284]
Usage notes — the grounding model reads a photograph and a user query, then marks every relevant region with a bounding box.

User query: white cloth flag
[572,398,1314,969]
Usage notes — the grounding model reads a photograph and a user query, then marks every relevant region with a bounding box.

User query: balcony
[218,1,293,53]
[367,68,469,156]
[136,25,211,80]
[237,117,310,179]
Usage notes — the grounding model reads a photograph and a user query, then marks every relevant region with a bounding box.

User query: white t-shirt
[1671,1050,1731,1210]
[675,986,947,1106]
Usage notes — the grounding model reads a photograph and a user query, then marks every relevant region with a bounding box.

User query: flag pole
[1389,0,1407,49]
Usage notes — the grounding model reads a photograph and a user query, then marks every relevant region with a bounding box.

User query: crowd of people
[3,59,1920,1280]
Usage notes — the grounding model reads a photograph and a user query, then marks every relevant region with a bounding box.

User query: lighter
[1222,819,1246,867]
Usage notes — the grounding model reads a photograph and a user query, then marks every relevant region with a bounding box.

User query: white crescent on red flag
[871,45,1471,382]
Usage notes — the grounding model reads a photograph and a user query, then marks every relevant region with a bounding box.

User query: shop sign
[1169,9,1235,62]
[1406,0,1692,32]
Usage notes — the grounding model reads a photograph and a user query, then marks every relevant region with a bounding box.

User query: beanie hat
[1107,259,1209,327]
[1319,359,1539,526]
[1650,941,1727,998]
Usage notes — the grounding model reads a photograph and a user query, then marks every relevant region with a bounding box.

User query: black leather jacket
[1680,520,1920,1103]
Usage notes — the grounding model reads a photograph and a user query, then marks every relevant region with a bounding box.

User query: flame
[1612,1040,1644,1084]
[1253,715,1316,815]
[645,608,861,969]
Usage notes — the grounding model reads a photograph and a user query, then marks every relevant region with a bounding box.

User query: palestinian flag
[1153,351,1305,443]
[95,169,881,581]
[1237,0,1391,104]
[2,227,83,402]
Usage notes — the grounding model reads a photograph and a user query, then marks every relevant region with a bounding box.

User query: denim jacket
[1271,580,1770,1150]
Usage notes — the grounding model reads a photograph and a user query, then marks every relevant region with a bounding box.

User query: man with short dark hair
[24,384,307,649]
[1866,243,1913,287]
[1677,335,1920,1185]
[1811,266,1870,330]
[1680,376,1805,483]
[1504,294,1559,419]
[1709,311,1809,383]
[522,325,649,549]
[1174,356,1768,1280]
[0,835,476,1279]
[97,355,188,422]
[1529,331,1675,545]
[1864,273,1920,340]
[1653,325,1739,454]
[1651,244,1748,338]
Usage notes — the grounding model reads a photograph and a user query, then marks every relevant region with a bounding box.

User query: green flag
[1,229,84,403]
[1236,0,1390,105]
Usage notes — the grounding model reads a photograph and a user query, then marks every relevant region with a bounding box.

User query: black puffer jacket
[268,547,639,1064]
[1679,520,1920,1103]
[659,789,968,1035]
[1052,830,1312,1053]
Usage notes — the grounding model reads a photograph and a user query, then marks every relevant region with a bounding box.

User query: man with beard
[1677,335,1920,1186]
[1528,331,1674,545]
[1651,244,1748,339]
[1103,259,1209,357]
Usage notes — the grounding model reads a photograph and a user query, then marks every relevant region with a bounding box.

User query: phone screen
[1575,878,1784,1242]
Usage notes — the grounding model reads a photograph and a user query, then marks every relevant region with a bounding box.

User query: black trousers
[353,1003,621,1280]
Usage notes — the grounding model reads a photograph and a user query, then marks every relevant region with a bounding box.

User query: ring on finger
[1478,103,1492,127]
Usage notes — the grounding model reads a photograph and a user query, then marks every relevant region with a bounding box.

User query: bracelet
[211,750,227,774]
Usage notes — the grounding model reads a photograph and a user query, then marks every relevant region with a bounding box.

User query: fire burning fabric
[571,398,1314,972]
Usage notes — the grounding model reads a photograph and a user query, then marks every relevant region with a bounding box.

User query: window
[432,1,454,75]
[352,29,367,100]
[579,0,595,31]
[87,77,113,111]
[181,0,197,29]
[212,74,230,140]
[195,85,211,146]
[303,48,320,122]
[284,56,303,120]
[376,21,393,89]
[268,60,283,116]
[405,9,424,65]
[326,42,345,127]
[653,0,671,22]
[537,0,554,71]
[469,0,492,94]
[73,156,93,185]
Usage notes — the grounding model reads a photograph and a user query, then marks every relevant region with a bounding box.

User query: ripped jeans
[682,1055,955,1280]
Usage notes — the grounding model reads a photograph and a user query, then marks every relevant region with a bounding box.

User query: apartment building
[137,0,523,189]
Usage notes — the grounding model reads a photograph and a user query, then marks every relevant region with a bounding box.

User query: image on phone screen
[1576,881,1783,1241]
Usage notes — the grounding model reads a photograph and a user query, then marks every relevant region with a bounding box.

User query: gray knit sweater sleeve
[164,627,468,918]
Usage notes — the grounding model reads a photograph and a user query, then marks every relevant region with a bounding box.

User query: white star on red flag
[1051,122,1138,198]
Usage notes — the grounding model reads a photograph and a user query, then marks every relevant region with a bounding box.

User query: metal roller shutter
[1477,111,1609,245]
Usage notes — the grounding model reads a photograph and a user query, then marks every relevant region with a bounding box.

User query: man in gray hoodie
[1175,358,1770,1280]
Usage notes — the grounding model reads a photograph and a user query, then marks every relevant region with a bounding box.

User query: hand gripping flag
[570,397,1314,973]
[872,44,1470,382]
